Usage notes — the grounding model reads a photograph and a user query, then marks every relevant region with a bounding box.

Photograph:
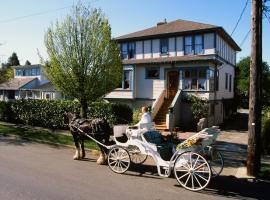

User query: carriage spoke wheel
[128,146,148,164]
[174,151,211,191]
[205,147,224,177]
[108,146,130,174]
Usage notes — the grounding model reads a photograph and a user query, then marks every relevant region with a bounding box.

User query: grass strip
[259,163,270,179]
[0,124,99,150]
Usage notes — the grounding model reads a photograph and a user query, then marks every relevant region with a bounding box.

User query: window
[229,74,232,92]
[216,70,219,91]
[121,43,128,59]
[36,68,41,75]
[209,70,215,91]
[225,73,228,90]
[194,35,203,54]
[146,67,160,79]
[183,69,207,90]
[45,93,51,99]
[128,42,135,59]
[16,69,23,76]
[184,36,193,55]
[160,38,168,54]
[184,35,204,55]
[31,68,36,76]
[123,70,131,89]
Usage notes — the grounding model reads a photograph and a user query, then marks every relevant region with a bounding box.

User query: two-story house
[0,64,63,101]
[105,19,241,130]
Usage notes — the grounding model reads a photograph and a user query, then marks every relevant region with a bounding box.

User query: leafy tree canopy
[25,60,31,65]
[236,56,270,106]
[44,3,122,117]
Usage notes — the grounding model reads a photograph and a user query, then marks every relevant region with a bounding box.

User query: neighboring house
[105,19,241,130]
[0,64,63,101]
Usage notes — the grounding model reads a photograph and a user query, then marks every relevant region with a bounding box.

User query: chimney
[157,18,167,26]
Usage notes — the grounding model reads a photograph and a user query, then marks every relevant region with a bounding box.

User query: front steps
[154,99,173,131]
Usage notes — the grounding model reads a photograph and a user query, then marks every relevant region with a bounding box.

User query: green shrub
[0,99,132,129]
[182,94,209,121]
[132,108,141,124]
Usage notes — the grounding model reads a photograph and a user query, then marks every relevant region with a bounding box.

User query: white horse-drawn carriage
[104,123,224,191]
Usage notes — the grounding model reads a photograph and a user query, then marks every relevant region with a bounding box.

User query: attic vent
[157,18,167,26]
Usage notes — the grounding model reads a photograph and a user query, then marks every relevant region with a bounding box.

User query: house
[105,19,241,130]
[0,64,63,101]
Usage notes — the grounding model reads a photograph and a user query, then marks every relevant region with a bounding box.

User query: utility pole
[247,0,263,176]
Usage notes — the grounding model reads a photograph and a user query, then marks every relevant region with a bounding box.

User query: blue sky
[0,0,269,65]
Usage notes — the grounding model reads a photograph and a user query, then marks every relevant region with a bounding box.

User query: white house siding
[152,39,160,58]
[176,36,184,56]
[105,90,133,99]
[143,40,151,58]
[168,37,176,56]
[204,33,215,55]
[216,34,236,65]
[135,41,143,59]
[215,63,234,100]
[135,66,168,99]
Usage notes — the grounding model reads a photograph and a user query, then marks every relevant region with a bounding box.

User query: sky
[0,0,269,65]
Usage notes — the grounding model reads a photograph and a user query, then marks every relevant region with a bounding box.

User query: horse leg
[80,139,85,159]
[72,134,81,160]
[96,144,107,165]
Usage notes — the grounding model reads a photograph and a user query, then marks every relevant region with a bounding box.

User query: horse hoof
[96,156,106,165]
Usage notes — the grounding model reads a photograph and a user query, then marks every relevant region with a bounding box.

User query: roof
[115,19,241,51]
[33,81,55,90]
[0,77,37,90]
[122,55,222,65]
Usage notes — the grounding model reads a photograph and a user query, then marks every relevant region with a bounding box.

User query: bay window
[183,69,207,90]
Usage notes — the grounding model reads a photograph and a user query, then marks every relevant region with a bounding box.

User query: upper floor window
[145,67,160,79]
[121,43,128,59]
[121,42,136,59]
[128,42,135,59]
[123,70,131,89]
[15,67,41,76]
[160,38,168,54]
[194,35,203,54]
[184,35,204,55]
[184,36,193,55]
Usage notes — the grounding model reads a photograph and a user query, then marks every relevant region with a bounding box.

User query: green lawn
[0,124,99,150]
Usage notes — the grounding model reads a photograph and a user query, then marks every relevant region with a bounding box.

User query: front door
[167,71,179,99]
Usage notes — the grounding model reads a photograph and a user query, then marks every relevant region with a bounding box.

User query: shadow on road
[202,175,270,199]
[220,112,248,132]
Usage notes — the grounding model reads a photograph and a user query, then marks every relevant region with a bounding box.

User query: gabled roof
[0,77,37,90]
[115,19,241,51]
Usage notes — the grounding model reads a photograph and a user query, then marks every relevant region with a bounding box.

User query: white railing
[166,90,182,130]
[151,89,166,119]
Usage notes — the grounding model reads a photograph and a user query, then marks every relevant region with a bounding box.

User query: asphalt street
[0,134,268,200]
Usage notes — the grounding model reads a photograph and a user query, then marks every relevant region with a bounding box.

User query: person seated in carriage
[135,106,152,127]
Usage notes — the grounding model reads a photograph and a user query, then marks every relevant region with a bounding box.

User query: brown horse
[63,112,112,164]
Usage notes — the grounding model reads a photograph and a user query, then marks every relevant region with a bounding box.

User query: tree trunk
[247,0,262,176]
[80,98,88,118]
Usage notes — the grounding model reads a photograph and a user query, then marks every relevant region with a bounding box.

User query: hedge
[0,99,132,129]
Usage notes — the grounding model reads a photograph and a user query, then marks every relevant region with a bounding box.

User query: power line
[0,6,71,24]
[240,29,251,47]
[231,0,249,36]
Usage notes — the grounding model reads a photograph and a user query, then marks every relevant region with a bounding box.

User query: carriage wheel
[108,146,130,174]
[174,151,211,191]
[128,146,148,164]
[205,147,224,177]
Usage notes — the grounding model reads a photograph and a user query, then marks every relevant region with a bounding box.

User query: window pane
[160,38,168,54]
[36,68,40,75]
[183,79,191,90]
[184,70,190,78]
[185,36,192,45]
[191,78,197,90]
[128,42,135,59]
[195,35,202,45]
[124,71,130,89]
[195,45,203,54]
[121,43,128,59]
[191,70,197,78]
[146,68,159,79]
[198,70,206,78]
[198,79,206,90]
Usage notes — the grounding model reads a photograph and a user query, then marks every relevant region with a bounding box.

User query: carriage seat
[143,130,174,161]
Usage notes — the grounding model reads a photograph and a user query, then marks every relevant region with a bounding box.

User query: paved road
[0,135,269,200]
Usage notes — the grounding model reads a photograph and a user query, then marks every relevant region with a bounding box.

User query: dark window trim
[229,74,232,92]
[225,73,228,90]
[145,67,160,79]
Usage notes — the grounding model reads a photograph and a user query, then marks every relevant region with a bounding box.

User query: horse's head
[63,111,76,125]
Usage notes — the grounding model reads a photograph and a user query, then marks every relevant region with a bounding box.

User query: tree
[25,60,31,65]
[44,3,122,117]
[0,66,14,83]
[236,56,270,107]
[7,52,20,66]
